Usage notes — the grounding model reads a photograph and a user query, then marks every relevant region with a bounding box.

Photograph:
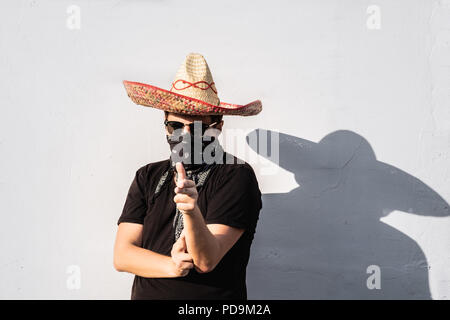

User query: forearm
[183,206,220,272]
[114,244,177,278]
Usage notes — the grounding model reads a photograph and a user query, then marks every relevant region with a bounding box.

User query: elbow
[113,250,126,272]
[196,243,223,273]
[113,258,124,272]
[113,260,124,272]
[195,260,217,273]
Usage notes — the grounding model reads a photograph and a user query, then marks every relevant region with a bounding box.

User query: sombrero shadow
[244,128,450,299]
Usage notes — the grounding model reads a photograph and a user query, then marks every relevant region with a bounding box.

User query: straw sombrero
[123,53,262,116]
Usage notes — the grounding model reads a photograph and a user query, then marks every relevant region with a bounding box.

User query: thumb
[176,162,186,182]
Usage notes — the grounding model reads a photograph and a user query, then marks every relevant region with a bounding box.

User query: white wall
[0,0,449,299]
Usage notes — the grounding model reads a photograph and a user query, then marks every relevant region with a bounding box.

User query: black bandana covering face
[166,132,222,171]
[165,131,224,242]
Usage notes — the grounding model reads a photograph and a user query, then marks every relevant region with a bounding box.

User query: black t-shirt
[117,153,262,300]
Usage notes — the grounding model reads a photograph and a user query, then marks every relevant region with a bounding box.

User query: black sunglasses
[164,120,219,135]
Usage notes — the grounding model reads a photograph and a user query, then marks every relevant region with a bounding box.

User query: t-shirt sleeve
[117,167,148,225]
[205,165,262,231]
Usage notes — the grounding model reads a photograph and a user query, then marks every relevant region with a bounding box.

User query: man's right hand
[170,230,194,277]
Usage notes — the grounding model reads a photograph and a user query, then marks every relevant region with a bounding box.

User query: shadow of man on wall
[245,129,450,299]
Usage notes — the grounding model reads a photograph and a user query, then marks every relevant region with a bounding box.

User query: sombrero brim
[123,80,262,116]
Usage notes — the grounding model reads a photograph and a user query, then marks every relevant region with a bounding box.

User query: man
[114,53,263,299]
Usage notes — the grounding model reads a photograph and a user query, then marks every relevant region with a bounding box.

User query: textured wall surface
[0,0,449,299]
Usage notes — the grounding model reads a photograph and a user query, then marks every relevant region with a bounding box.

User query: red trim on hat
[123,80,254,111]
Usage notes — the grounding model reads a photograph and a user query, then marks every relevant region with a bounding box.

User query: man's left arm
[182,208,244,273]
[173,162,246,273]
